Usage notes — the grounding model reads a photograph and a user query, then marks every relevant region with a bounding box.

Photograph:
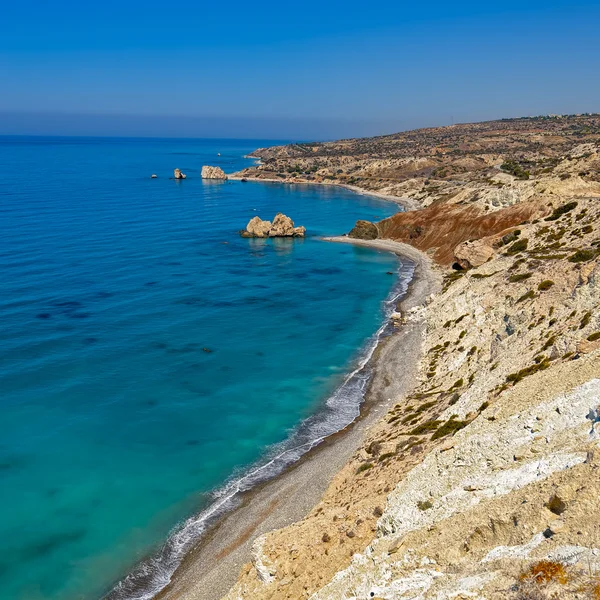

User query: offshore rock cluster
[240,213,306,238]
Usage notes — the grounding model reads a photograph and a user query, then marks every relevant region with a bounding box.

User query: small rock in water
[151,174,157,178]
[202,347,213,353]
[174,168,187,179]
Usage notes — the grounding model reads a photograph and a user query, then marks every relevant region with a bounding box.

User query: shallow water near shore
[0,136,405,600]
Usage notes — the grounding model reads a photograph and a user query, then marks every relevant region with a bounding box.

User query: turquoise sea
[0,136,411,600]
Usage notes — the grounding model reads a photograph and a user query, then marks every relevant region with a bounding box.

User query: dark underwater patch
[36,313,51,319]
[0,454,30,472]
[47,300,90,319]
[52,301,82,309]
[312,267,343,275]
[19,529,86,561]
[166,343,201,354]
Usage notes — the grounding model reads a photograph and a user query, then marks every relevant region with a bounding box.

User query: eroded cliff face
[351,200,549,266]
[224,194,600,600]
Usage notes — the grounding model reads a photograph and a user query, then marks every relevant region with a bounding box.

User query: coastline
[154,238,440,600]
[228,174,420,211]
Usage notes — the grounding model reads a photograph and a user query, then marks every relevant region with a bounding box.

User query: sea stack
[241,213,306,238]
[201,166,228,180]
[174,168,187,179]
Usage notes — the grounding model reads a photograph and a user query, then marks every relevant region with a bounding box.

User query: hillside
[220,117,600,600]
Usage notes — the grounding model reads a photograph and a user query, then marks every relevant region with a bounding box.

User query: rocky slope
[222,117,600,600]
[237,115,600,210]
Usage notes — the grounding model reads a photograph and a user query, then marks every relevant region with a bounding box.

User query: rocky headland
[164,115,600,600]
[240,213,306,238]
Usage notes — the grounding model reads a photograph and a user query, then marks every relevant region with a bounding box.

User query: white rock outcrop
[310,379,600,600]
[453,239,494,269]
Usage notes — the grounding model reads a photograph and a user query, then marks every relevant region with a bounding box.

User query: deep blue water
[0,136,408,600]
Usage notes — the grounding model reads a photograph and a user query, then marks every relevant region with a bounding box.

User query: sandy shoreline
[228,174,420,211]
[155,237,440,600]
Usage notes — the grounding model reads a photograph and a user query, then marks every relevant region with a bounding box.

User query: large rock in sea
[201,166,228,180]
[269,212,296,237]
[174,168,187,179]
[348,220,379,240]
[246,216,272,238]
[453,239,494,269]
[241,213,305,238]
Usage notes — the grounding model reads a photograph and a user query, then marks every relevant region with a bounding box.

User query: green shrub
[508,273,532,283]
[378,452,396,462]
[356,462,373,474]
[417,500,433,510]
[414,401,436,413]
[431,417,469,440]
[533,253,567,260]
[517,290,536,303]
[580,311,592,329]
[568,249,598,263]
[538,280,555,291]
[545,201,578,221]
[408,419,441,435]
[501,159,530,180]
[506,359,550,384]
[506,239,529,255]
[587,332,600,342]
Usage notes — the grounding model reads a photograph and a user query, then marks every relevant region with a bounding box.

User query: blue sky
[1,0,599,138]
